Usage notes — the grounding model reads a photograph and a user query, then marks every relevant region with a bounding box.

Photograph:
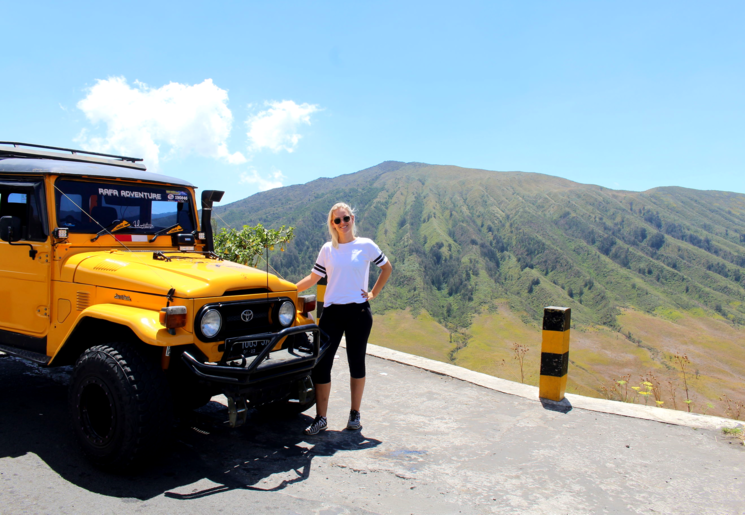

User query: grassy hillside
[214,162,745,417]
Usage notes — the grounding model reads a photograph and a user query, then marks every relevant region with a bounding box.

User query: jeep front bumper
[180,324,326,387]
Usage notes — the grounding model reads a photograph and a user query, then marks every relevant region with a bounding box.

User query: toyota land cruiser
[0,142,323,469]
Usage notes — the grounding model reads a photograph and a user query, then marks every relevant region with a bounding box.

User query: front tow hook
[227,394,248,428]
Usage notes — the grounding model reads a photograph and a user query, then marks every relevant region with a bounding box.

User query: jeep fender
[51,304,193,365]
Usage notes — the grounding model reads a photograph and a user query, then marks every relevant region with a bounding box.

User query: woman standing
[295,202,393,435]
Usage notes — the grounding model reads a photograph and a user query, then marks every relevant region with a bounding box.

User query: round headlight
[278,301,294,327]
[201,309,222,338]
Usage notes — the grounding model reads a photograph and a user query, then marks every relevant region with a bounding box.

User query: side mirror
[0,216,21,242]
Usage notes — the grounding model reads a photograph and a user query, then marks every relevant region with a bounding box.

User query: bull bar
[180,324,326,386]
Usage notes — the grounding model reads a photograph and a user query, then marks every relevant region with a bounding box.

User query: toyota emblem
[241,310,254,322]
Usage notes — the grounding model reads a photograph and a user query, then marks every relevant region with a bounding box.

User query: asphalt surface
[1,348,744,515]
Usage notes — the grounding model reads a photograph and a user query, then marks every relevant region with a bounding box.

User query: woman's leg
[315,382,332,418]
[311,305,344,418]
[345,302,373,412]
[350,377,366,411]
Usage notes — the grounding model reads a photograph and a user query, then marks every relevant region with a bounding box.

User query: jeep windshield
[54,178,196,235]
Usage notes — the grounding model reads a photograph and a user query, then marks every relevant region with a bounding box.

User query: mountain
[213,162,745,416]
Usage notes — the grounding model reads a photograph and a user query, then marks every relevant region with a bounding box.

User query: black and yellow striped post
[539,306,571,401]
[316,276,327,320]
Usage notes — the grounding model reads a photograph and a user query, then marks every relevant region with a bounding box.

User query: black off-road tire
[68,342,174,470]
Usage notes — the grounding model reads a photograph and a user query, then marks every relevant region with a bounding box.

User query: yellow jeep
[0,142,322,468]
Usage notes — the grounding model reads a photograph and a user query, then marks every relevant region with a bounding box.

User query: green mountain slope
[215,161,745,329]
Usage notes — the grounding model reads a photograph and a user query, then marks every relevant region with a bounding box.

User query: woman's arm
[296,272,323,293]
[362,261,392,301]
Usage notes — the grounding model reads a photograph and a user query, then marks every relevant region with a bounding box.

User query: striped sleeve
[313,262,327,277]
[369,240,388,267]
[312,245,327,277]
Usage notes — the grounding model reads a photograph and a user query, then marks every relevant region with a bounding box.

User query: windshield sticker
[98,188,162,200]
[115,235,149,242]
[166,190,189,202]
[132,221,155,229]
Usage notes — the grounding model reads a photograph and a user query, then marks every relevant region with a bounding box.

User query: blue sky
[2,1,744,204]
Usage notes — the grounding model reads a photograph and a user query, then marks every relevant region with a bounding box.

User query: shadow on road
[0,356,381,501]
[539,397,573,414]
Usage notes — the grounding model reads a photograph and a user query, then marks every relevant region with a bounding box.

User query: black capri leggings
[312,301,373,384]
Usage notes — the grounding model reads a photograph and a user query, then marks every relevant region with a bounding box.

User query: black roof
[0,143,193,187]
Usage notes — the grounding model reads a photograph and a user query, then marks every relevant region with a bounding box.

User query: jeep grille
[194,297,293,342]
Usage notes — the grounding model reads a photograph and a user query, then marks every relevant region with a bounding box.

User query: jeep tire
[68,342,173,469]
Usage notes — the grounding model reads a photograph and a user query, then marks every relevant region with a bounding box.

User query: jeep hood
[67,251,295,298]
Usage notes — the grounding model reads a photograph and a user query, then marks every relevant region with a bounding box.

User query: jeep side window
[0,184,47,241]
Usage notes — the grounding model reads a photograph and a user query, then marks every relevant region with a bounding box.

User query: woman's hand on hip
[361,289,375,301]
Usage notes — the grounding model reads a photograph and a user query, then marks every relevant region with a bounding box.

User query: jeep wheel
[68,342,173,469]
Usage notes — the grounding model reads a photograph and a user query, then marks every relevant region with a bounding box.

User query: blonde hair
[327,202,357,249]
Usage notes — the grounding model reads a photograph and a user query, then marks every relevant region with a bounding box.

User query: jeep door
[0,178,50,349]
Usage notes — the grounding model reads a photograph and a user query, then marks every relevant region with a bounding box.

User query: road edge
[358,341,742,431]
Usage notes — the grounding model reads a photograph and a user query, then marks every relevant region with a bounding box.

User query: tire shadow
[0,356,381,501]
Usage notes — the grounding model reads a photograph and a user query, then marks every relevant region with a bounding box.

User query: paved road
[1,350,744,514]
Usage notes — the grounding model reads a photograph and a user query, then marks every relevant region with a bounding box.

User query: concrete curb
[354,341,742,431]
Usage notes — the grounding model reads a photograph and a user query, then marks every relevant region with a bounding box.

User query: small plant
[672,352,693,412]
[630,381,655,406]
[722,427,745,446]
[617,374,631,402]
[666,380,678,411]
[601,374,633,402]
[641,372,663,405]
[719,394,744,421]
[512,342,529,384]
[702,403,714,416]
[630,385,641,403]
[639,389,652,405]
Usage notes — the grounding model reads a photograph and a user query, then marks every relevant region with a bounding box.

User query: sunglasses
[333,215,351,225]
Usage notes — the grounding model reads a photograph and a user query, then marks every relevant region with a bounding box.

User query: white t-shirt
[312,237,388,307]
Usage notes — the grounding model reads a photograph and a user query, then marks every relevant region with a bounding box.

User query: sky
[2,1,744,205]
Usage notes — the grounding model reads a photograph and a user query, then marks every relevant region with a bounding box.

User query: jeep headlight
[201,309,222,338]
[278,301,294,327]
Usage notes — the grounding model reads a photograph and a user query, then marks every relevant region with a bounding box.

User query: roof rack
[0,142,146,170]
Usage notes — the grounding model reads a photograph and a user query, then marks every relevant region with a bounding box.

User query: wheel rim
[78,378,116,447]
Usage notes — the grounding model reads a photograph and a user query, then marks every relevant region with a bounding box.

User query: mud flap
[298,376,314,404]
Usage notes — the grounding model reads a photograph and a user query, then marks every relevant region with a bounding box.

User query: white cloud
[76,77,246,170]
[246,100,319,153]
[240,168,286,191]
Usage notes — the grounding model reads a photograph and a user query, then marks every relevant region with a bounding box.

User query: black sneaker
[304,415,327,435]
[347,410,362,430]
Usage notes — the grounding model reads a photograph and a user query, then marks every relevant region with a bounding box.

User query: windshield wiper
[91,220,131,242]
[149,224,183,243]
